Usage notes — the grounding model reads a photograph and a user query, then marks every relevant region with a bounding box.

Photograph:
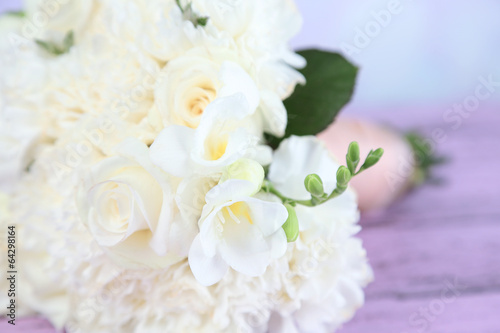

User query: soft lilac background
[0,1,19,14]
[1,1,500,332]
[290,0,500,110]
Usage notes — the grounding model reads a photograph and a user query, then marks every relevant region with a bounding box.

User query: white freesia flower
[189,177,288,286]
[77,138,193,268]
[150,84,271,177]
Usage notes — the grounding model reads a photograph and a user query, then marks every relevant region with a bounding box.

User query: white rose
[77,138,193,268]
[188,176,288,286]
[152,54,258,130]
[150,46,291,137]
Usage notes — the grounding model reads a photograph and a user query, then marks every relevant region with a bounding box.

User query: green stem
[263,181,290,203]
[263,181,345,208]
[294,199,315,207]
[175,0,184,13]
[327,185,347,199]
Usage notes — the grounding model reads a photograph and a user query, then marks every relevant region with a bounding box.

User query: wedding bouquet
[0,1,383,332]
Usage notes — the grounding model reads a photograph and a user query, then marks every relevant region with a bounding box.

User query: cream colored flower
[150,72,271,177]
[77,138,193,268]
[189,177,288,286]
[152,53,259,130]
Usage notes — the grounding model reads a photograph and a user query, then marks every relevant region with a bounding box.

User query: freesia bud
[346,141,360,173]
[336,166,351,187]
[220,158,264,195]
[362,148,384,170]
[282,204,299,242]
[304,174,324,197]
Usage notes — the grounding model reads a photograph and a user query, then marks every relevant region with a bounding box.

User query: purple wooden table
[337,105,500,333]
[2,106,499,332]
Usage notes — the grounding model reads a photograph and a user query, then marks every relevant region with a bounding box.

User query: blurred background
[1,1,499,332]
[2,0,500,112]
[292,0,500,114]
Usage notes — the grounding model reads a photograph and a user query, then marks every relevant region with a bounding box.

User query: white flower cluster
[0,1,372,332]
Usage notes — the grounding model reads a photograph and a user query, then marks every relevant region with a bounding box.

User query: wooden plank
[338,293,500,333]
[360,223,500,299]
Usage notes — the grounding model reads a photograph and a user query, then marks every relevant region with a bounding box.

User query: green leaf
[267,49,358,147]
[35,39,64,55]
[196,16,209,27]
[63,31,74,51]
[175,0,185,13]
[5,10,25,18]
[35,30,74,56]
[176,0,209,27]
[405,132,447,185]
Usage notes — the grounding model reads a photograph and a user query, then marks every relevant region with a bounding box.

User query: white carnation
[266,136,373,332]
[23,0,96,39]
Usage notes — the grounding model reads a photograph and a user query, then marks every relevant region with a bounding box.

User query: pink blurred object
[318,117,415,212]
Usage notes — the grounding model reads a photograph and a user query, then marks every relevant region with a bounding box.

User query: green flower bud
[336,166,351,187]
[362,148,384,170]
[282,204,299,242]
[346,141,360,174]
[348,142,360,161]
[304,174,324,197]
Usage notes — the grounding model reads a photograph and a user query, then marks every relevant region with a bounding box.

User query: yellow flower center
[222,201,253,225]
[205,132,228,161]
